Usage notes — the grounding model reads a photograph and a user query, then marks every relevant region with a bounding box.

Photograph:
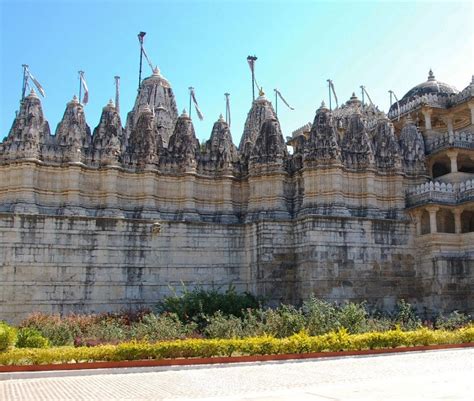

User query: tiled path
[1,348,473,400]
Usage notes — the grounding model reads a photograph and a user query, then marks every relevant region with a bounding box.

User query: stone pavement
[0,348,473,400]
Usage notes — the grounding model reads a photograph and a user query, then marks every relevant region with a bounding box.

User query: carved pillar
[412,210,422,235]
[442,115,454,135]
[446,150,459,173]
[426,206,439,234]
[468,101,474,125]
[422,108,433,131]
[453,208,463,234]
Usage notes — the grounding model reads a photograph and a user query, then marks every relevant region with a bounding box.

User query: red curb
[1,342,473,373]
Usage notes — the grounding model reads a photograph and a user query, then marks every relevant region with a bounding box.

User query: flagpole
[224,93,230,125]
[114,76,120,114]
[138,32,146,89]
[21,64,28,101]
[78,71,83,104]
[360,85,365,105]
[274,89,278,116]
[247,55,257,102]
[327,79,332,111]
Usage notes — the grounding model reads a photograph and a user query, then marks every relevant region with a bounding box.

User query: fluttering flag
[389,90,401,121]
[141,45,155,72]
[274,89,295,110]
[329,80,339,108]
[190,87,204,120]
[79,71,89,105]
[26,66,45,97]
[247,57,255,75]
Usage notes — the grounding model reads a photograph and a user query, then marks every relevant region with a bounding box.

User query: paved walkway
[0,348,473,400]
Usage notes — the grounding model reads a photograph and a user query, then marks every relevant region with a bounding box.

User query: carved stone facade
[0,70,473,322]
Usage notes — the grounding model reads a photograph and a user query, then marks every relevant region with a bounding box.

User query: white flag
[79,71,89,105]
[26,67,45,97]
[275,89,295,110]
[190,88,204,121]
[329,80,339,108]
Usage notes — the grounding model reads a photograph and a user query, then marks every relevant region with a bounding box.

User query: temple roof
[389,70,459,113]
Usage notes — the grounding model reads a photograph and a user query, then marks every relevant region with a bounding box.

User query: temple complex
[0,68,472,322]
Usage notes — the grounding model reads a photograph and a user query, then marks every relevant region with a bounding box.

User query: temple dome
[390,70,458,112]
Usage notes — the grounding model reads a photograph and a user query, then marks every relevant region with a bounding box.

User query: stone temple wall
[1,73,472,323]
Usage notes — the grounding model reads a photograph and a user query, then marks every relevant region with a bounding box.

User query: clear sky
[1,0,472,144]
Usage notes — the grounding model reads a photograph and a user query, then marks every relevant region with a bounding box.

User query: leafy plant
[435,311,471,330]
[16,328,50,349]
[0,322,17,352]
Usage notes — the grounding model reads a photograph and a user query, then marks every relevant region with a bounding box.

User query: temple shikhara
[0,66,473,322]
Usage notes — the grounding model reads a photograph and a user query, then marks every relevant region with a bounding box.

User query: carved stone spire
[250,117,288,164]
[167,110,200,170]
[341,112,375,170]
[124,68,178,149]
[239,91,276,158]
[372,117,402,171]
[1,89,51,160]
[55,95,91,162]
[202,115,238,172]
[399,117,426,175]
[305,102,341,165]
[92,100,123,165]
[124,104,161,168]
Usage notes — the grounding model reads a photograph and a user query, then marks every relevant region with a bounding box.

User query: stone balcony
[406,178,474,207]
[425,130,474,155]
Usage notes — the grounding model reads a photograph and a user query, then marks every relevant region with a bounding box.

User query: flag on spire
[189,87,204,120]
[274,89,295,110]
[25,66,45,97]
[224,93,231,127]
[79,71,89,105]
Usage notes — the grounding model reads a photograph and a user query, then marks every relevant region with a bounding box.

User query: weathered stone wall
[0,214,249,323]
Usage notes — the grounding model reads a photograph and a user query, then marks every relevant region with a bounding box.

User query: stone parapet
[406,178,474,207]
[426,130,474,155]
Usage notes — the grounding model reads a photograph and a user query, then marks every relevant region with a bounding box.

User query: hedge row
[1,326,473,366]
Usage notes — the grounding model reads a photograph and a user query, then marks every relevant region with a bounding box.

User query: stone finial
[318,100,327,110]
[153,66,161,76]
[218,113,225,122]
[181,109,189,118]
[70,95,79,104]
[428,69,435,81]
[27,88,39,99]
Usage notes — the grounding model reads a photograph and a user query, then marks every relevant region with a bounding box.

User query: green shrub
[302,297,340,335]
[16,328,50,349]
[435,311,471,330]
[157,285,261,326]
[337,302,368,334]
[262,305,306,338]
[130,313,197,342]
[0,322,17,352]
[204,311,244,339]
[394,300,422,331]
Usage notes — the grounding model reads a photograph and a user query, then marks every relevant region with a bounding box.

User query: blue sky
[1,0,472,144]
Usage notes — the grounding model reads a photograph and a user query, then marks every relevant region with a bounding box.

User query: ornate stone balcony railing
[406,178,474,207]
[425,130,474,154]
[388,93,451,120]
